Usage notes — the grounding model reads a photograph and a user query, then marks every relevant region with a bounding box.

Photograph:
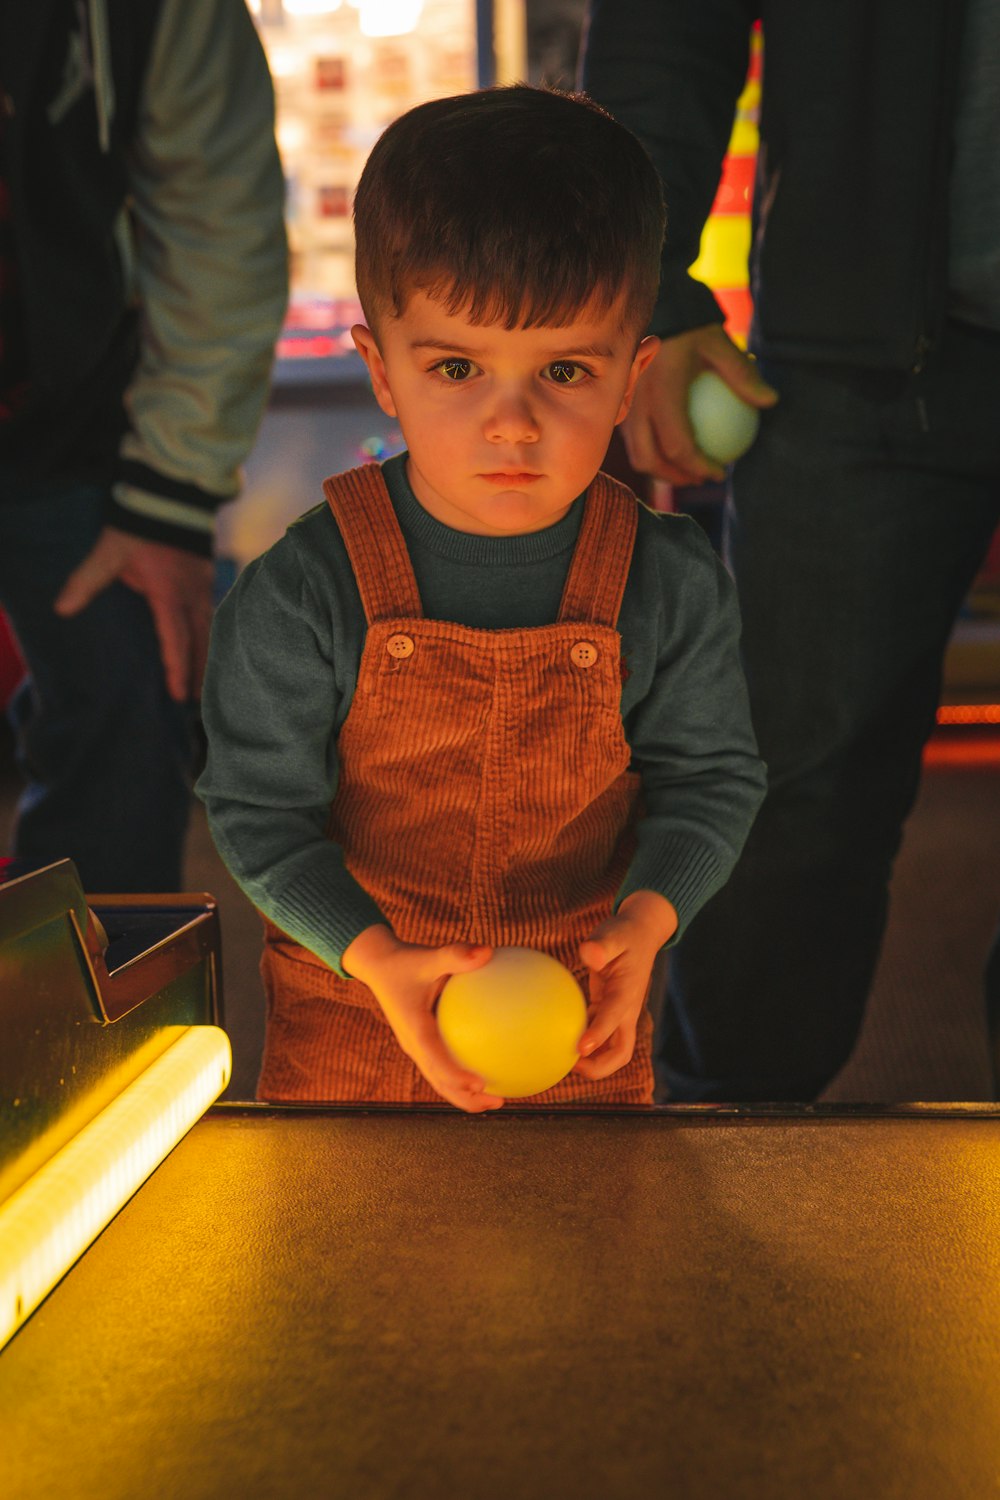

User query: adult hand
[573,890,679,1081]
[342,923,504,1113]
[622,323,779,487]
[54,527,215,702]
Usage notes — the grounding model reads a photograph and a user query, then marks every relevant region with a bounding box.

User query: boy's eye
[545,361,588,385]
[435,358,477,381]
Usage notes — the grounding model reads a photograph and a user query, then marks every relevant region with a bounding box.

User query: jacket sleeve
[581,0,758,339]
[110,0,288,556]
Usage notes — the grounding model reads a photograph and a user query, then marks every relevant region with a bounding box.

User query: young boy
[197,85,766,1112]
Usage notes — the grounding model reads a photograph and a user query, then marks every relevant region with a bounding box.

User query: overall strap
[323,465,423,623]
[557,471,639,628]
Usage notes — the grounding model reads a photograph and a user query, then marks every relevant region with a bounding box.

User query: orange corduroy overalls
[257,464,654,1106]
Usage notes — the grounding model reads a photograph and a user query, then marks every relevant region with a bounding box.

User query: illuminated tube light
[0,1025,231,1351]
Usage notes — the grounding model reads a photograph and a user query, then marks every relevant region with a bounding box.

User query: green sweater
[197,455,766,974]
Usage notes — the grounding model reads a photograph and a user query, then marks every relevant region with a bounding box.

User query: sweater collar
[380,452,585,567]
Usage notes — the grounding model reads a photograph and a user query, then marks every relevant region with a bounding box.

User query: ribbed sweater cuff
[268,861,388,978]
[617,833,728,943]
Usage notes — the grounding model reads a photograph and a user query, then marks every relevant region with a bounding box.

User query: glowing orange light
[924,733,1000,768]
[936,704,1000,725]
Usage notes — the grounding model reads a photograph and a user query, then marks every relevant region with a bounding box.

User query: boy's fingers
[433,942,493,977]
[577,954,646,1056]
[573,1019,637,1080]
[578,937,609,973]
[578,1011,626,1057]
[576,950,642,1070]
[426,1064,505,1114]
[577,986,635,1056]
[579,924,628,972]
[435,1062,506,1112]
[407,1014,504,1112]
[439,1085,505,1114]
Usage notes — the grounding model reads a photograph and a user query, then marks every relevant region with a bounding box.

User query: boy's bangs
[410,268,624,332]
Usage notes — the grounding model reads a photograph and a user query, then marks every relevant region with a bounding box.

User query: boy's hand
[573,891,679,1081]
[342,924,504,1113]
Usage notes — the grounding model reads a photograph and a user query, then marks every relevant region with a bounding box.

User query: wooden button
[386,633,415,659]
[570,641,598,668]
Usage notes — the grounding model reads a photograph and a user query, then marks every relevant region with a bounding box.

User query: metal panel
[0,860,222,1203]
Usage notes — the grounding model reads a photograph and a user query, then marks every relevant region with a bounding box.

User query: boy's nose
[484,393,540,444]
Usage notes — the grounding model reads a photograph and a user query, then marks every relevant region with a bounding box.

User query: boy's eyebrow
[410,338,482,354]
[409,337,618,358]
[546,342,617,359]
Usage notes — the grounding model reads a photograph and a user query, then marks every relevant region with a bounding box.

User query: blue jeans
[0,485,194,891]
[661,319,1000,1100]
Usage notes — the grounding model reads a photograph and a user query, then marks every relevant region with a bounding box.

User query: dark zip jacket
[581,0,965,371]
[0,0,287,553]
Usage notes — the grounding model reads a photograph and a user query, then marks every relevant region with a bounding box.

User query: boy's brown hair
[353,84,665,339]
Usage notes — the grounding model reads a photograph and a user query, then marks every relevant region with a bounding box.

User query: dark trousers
[0,484,193,892]
[660,319,1000,1100]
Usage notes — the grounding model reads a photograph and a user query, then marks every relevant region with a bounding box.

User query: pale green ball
[687,370,761,464]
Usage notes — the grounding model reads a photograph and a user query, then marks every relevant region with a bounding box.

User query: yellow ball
[437,946,587,1098]
[687,370,760,464]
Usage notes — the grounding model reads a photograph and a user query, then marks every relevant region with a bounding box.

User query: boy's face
[352,290,659,536]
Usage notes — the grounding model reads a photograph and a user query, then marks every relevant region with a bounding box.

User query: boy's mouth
[479,471,542,485]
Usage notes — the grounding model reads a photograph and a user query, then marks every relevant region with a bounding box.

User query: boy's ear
[615,335,661,425]
[351,324,398,418]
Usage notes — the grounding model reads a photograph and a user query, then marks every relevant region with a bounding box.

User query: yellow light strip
[0,1025,231,1351]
